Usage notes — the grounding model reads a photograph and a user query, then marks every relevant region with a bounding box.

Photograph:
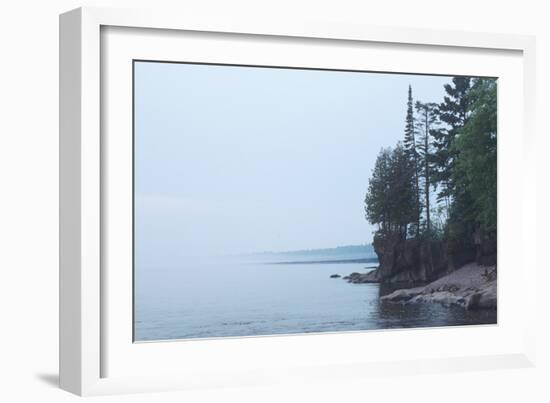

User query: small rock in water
[330,274,341,278]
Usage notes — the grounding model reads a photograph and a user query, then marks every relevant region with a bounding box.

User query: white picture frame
[59,6,537,396]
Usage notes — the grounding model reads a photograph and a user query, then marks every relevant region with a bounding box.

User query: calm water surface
[134,256,496,341]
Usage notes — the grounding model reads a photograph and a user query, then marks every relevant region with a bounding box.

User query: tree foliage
[364,77,497,255]
[365,144,416,239]
[450,78,497,233]
[432,77,472,203]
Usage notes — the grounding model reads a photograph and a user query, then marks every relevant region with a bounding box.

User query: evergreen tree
[365,148,392,234]
[403,85,421,236]
[432,77,472,203]
[415,101,438,234]
[365,144,416,239]
[363,76,497,267]
[451,78,497,233]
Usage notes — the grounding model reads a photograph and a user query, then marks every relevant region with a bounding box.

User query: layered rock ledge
[380,263,496,310]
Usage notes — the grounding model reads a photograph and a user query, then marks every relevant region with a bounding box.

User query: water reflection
[135,261,496,341]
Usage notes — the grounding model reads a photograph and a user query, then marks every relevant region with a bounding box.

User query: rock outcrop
[369,234,451,283]
[381,263,497,310]
[343,230,496,285]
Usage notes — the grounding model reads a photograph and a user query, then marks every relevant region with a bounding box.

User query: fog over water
[132,62,496,341]
[134,62,451,262]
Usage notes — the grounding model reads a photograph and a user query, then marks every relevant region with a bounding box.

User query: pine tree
[403,85,421,236]
[415,101,438,234]
[432,77,472,203]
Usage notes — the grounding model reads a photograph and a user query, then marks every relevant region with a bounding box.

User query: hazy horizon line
[240,243,374,256]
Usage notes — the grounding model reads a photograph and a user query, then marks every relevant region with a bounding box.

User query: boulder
[345,270,379,284]
[380,287,424,302]
[465,282,496,310]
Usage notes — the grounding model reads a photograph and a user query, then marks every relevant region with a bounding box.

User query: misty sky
[134,61,452,264]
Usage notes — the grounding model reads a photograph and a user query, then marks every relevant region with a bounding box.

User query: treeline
[364,77,497,250]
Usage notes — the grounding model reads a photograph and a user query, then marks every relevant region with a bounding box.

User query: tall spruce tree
[415,101,438,234]
[403,85,421,237]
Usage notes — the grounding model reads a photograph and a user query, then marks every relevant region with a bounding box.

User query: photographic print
[133,61,497,341]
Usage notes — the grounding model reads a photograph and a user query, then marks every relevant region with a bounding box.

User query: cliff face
[370,232,496,284]
[372,234,449,283]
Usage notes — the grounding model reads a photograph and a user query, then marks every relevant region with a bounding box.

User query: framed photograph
[60,7,537,396]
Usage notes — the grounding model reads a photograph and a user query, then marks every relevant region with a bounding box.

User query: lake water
[134,256,496,341]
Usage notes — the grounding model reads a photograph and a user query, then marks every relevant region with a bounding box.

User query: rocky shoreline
[330,263,497,310]
[382,263,496,310]
[340,262,496,310]
[332,232,498,311]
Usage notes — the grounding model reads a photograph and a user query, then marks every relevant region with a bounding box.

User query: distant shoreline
[267,257,379,265]
[251,244,374,256]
